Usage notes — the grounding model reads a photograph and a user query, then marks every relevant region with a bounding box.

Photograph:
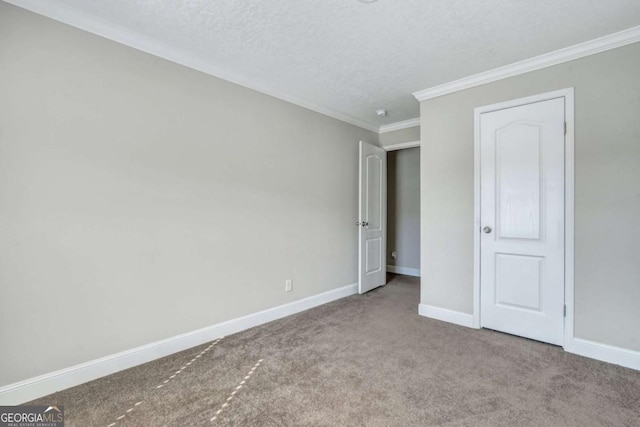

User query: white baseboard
[420,304,640,371]
[565,337,640,371]
[418,304,475,329]
[386,265,420,277]
[0,283,358,405]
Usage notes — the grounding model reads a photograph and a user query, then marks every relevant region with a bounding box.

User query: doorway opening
[386,146,421,280]
[357,140,421,294]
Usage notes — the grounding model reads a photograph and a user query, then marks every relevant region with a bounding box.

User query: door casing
[472,88,575,349]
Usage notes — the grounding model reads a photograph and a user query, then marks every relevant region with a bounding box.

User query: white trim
[472,107,482,329]
[413,26,640,101]
[566,338,640,371]
[386,265,420,277]
[4,0,379,133]
[383,140,420,152]
[563,89,576,351]
[418,304,475,329]
[0,283,358,405]
[473,88,575,342]
[378,118,421,134]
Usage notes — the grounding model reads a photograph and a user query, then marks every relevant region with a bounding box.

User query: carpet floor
[28,274,640,426]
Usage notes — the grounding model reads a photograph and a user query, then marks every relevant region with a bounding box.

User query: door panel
[495,254,543,311]
[496,124,541,240]
[366,156,382,231]
[480,98,565,345]
[365,238,382,273]
[359,141,386,294]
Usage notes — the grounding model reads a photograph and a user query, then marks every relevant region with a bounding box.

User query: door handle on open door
[483,226,492,234]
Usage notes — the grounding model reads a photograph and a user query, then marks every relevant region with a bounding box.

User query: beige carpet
[28,274,640,426]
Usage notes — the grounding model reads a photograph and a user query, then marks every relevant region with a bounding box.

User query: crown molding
[378,117,420,134]
[5,0,380,133]
[413,25,640,102]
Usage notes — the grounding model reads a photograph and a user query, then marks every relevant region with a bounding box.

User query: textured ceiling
[11,0,640,129]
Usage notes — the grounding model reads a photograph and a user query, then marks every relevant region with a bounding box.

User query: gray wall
[0,3,378,387]
[379,126,420,147]
[420,42,640,352]
[387,148,420,270]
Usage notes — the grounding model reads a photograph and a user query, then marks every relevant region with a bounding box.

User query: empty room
[1,1,640,426]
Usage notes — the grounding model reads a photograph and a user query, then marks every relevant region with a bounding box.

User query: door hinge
[563,304,567,317]
[564,122,567,135]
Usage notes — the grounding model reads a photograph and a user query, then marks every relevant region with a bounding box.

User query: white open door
[479,97,565,345]
[358,140,387,294]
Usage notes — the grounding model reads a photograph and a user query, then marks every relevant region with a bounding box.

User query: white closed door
[358,141,386,294]
[480,98,565,345]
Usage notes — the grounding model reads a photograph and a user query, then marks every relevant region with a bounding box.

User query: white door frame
[472,87,575,348]
[382,140,420,152]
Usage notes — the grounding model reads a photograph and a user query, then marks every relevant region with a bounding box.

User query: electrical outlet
[285,279,293,292]
[391,251,397,259]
